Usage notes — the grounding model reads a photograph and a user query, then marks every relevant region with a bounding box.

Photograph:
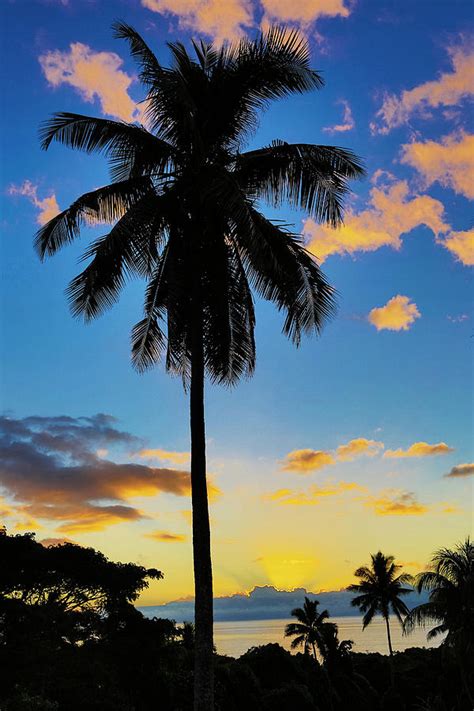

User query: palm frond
[112,21,163,87]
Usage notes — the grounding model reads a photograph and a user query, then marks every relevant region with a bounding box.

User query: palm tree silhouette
[348,552,412,659]
[36,24,363,710]
[404,538,474,704]
[285,596,337,659]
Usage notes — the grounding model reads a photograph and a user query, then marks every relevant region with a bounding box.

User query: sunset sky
[1,0,472,605]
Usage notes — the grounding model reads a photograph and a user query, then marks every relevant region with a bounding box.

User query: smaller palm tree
[404,538,473,705]
[347,552,412,656]
[285,596,337,660]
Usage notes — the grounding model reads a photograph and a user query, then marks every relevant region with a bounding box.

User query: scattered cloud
[0,415,197,534]
[281,449,335,472]
[138,448,190,465]
[39,42,142,122]
[323,99,355,133]
[266,481,365,505]
[141,0,351,42]
[444,462,474,478]
[447,313,469,323]
[8,181,60,226]
[401,131,474,200]
[336,438,384,461]
[371,43,474,134]
[438,229,474,266]
[368,295,421,332]
[384,441,454,458]
[144,530,187,542]
[304,174,449,262]
[282,437,385,472]
[141,0,254,43]
[366,489,428,515]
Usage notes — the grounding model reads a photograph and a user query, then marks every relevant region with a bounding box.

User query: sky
[0,0,473,605]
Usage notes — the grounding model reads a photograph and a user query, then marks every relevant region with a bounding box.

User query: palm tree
[36,24,363,710]
[404,538,474,704]
[285,596,337,659]
[348,552,412,657]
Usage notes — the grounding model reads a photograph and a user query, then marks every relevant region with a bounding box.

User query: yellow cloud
[438,229,474,266]
[281,449,335,472]
[366,489,428,516]
[304,175,449,262]
[401,131,474,200]
[384,442,454,458]
[141,0,253,42]
[144,530,187,542]
[444,462,474,478]
[323,99,354,134]
[371,44,474,134]
[138,448,191,465]
[368,295,421,332]
[39,42,142,122]
[8,181,60,226]
[336,438,384,461]
[266,481,366,505]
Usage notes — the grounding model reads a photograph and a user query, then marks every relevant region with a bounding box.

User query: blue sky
[0,0,472,602]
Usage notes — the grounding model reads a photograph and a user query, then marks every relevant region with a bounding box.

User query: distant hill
[139,585,428,622]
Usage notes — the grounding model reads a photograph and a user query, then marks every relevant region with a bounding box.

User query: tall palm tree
[348,552,412,657]
[285,596,337,659]
[404,538,474,704]
[36,24,363,710]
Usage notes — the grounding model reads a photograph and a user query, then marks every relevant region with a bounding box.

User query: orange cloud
[39,42,142,122]
[323,99,355,134]
[144,530,187,542]
[438,229,474,266]
[304,175,449,262]
[281,449,335,472]
[372,44,474,134]
[336,438,384,461]
[141,0,253,42]
[366,489,428,516]
[384,442,454,458]
[138,448,190,465]
[40,537,75,547]
[401,131,474,200]
[8,181,60,226]
[266,481,365,505]
[261,0,350,28]
[444,462,474,478]
[368,295,421,332]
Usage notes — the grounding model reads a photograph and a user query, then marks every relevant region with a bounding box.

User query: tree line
[0,528,472,710]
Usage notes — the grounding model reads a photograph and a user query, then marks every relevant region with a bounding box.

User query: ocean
[213,616,444,658]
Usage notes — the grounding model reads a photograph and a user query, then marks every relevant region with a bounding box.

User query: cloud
[281,449,335,472]
[366,489,428,515]
[39,42,142,122]
[384,441,454,458]
[144,530,187,542]
[447,313,469,323]
[368,295,421,332]
[138,448,190,465]
[141,0,254,43]
[266,481,365,505]
[323,99,355,134]
[401,131,474,200]
[371,43,474,134]
[304,174,450,262]
[444,462,474,478]
[40,537,75,546]
[260,0,350,29]
[8,181,60,226]
[0,415,196,533]
[438,229,474,266]
[336,438,384,461]
[141,0,351,42]
[282,437,385,472]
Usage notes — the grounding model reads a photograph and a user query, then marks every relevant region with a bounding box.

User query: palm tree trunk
[384,615,395,687]
[190,312,214,711]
